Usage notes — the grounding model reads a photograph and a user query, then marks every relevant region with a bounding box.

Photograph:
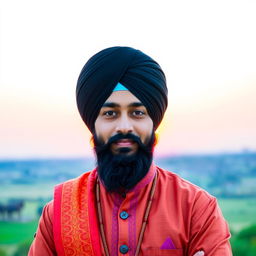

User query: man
[29,47,232,256]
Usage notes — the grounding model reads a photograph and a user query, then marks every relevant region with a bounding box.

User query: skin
[94,90,154,155]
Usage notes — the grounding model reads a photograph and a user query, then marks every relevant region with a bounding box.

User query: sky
[0,0,256,159]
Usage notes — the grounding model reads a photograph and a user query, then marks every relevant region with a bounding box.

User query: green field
[0,201,45,255]
[0,221,38,256]
[0,183,55,201]
[0,197,256,255]
[218,198,256,232]
[0,221,37,244]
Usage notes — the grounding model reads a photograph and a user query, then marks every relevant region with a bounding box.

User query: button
[120,211,129,220]
[119,245,129,254]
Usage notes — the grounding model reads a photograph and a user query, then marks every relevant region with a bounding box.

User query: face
[94,90,154,155]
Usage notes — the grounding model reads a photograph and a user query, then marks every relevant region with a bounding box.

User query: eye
[132,110,145,117]
[103,110,117,117]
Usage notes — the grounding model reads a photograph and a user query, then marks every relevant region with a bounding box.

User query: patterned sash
[53,171,101,256]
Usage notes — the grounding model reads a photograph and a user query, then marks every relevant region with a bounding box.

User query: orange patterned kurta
[28,165,232,256]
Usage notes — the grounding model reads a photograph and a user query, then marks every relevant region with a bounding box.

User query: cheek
[135,119,153,142]
[94,119,115,143]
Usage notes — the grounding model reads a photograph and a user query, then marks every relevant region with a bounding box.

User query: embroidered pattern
[61,174,94,255]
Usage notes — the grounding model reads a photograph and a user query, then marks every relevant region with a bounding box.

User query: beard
[93,132,155,193]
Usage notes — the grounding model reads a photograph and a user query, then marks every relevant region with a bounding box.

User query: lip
[115,139,135,147]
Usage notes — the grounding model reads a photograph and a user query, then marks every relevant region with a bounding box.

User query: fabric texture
[53,173,101,256]
[28,166,232,256]
[76,46,168,132]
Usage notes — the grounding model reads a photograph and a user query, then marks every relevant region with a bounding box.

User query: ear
[155,132,159,145]
[90,135,95,148]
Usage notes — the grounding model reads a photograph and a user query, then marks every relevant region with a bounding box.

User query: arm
[28,201,56,256]
[188,194,232,256]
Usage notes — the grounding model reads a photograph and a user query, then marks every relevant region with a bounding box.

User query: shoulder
[156,166,215,206]
[54,169,96,190]
[28,200,56,255]
[60,170,93,185]
[53,170,96,212]
[156,166,224,229]
[35,200,54,238]
[41,200,54,224]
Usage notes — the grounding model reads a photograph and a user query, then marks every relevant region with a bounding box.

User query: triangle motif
[160,237,176,249]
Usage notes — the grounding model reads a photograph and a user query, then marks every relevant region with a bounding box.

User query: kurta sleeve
[28,200,56,256]
[188,193,232,256]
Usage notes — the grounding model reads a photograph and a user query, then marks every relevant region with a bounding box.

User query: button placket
[118,194,131,255]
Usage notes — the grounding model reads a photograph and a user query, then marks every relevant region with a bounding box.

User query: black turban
[76,46,168,132]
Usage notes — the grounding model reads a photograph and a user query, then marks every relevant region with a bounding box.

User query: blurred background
[0,0,256,255]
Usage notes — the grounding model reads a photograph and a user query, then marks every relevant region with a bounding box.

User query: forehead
[103,90,142,106]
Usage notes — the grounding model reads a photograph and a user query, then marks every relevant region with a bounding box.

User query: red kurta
[29,165,232,256]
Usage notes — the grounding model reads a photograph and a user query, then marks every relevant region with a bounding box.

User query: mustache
[108,133,143,146]
[94,133,146,154]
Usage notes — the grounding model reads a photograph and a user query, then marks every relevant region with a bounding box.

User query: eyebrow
[102,102,145,108]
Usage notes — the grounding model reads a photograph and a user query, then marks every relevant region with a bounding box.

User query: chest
[100,187,191,256]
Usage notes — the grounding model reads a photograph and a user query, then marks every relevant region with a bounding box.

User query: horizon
[0,148,255,162]
[1,0,256,159]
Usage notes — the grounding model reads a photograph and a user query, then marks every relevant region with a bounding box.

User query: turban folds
[76,46,168,132]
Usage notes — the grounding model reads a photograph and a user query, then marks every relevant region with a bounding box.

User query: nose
[115,114,133,134]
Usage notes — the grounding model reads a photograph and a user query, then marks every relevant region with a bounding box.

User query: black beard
[93,132,155,193]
